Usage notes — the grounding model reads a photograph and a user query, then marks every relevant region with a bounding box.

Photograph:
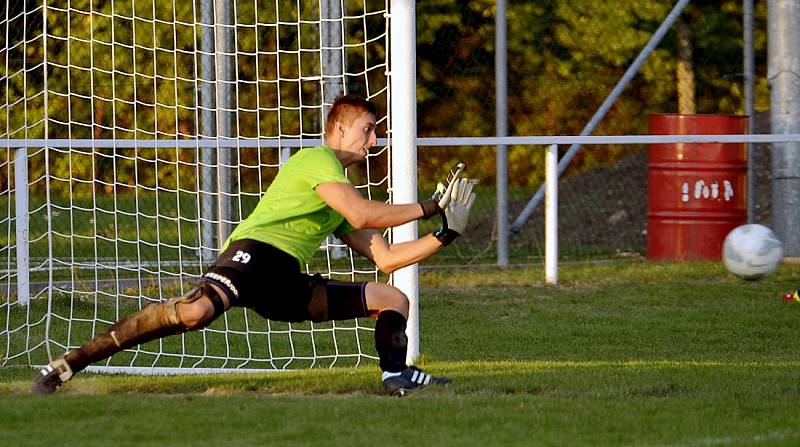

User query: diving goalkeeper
[32,95,477,396]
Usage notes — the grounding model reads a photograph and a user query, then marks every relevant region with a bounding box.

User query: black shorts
[203,239,369,323]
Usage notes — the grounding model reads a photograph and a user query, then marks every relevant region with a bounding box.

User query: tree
[415,0,765,187]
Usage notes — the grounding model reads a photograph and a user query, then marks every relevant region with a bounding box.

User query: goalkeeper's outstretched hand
[419,162,466,219]
[434,177,478,246]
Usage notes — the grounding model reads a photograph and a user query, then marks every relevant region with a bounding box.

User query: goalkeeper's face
[339,112,377,165]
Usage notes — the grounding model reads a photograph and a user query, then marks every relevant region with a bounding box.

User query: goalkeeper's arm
[316,182,425,229]
[341,230,445,274]
[315,162,466,230]
[340,178,477,273]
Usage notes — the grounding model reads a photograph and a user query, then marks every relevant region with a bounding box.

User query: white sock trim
[52,358,73,382]
[382,371,402,381]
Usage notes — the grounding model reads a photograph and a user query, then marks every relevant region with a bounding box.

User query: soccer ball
[722,224,784,281]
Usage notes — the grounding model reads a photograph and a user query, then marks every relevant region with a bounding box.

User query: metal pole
[545,145,558,285]
[321,0,345,117]
[495,0,509,267]
[215,0,234,244]
[14,148,30,306]
[744,0,756,223]
[510,0,692,232]
[200,0,216,263]
[768,0,800,256]
[321,0,347,260]
[389,0,419,365]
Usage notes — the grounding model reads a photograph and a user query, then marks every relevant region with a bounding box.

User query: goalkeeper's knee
[115,279,226,343]
[163,280,227,331]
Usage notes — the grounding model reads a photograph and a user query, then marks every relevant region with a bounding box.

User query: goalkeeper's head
[326,95,377,135]
[326,95,378,165]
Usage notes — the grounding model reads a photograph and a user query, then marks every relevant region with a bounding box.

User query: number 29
[232,250,251,264]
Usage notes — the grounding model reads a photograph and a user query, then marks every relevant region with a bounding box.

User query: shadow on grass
[4,359,800,401]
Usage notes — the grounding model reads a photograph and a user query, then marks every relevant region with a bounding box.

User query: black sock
[375,310,408,373]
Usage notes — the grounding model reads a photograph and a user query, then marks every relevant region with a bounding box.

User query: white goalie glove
[433,177,478,246]
[419,162,466,219]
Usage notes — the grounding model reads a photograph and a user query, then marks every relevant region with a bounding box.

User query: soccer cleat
[382,366,451,397]
[784,290,800,303]
[31,357,74,394]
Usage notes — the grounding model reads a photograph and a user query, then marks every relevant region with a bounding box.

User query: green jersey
[224,145,356,265]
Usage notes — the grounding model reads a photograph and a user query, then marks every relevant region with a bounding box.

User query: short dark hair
[325,95,377,136]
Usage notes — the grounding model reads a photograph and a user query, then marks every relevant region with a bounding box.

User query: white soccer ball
[722,224,783,281]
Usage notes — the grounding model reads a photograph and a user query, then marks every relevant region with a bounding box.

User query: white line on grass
[654,430,799,447]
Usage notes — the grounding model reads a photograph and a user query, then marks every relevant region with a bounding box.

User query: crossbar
[3,134,800,148]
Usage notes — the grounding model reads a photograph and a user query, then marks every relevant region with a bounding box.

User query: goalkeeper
[32,95,477,396]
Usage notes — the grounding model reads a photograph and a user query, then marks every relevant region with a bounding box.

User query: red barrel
[647,114,748,260]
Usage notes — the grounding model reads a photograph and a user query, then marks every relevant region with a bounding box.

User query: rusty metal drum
[647,114,748,260]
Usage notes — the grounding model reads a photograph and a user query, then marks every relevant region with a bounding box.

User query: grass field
[2,260,800,446]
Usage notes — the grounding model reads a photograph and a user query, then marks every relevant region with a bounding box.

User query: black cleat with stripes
[382,366,451,396]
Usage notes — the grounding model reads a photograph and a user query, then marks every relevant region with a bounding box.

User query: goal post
[1,0,419,373]
[388,0,419,366]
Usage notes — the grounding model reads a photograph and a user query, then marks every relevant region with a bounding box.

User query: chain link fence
[414,0,773,265]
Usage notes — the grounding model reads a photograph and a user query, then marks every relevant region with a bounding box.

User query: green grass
[2,261,800,446]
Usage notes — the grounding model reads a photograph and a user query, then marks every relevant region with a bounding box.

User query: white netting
[1,0,390,371]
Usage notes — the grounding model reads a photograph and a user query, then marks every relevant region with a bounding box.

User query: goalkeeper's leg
[31,280,230,394]
[366,283,452,396]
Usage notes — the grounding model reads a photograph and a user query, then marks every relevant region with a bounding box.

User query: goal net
[1,0,395,373]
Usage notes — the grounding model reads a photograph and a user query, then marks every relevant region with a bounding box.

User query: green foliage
[2,1,766,192]
[2,0,388,196]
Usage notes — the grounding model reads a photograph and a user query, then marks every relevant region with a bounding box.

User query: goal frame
[1,0,420,374]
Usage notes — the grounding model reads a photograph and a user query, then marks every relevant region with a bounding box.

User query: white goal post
[1,0,419,373]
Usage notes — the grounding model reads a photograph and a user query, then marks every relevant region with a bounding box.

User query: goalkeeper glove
[419,162,466,219]
[434,177,477,246]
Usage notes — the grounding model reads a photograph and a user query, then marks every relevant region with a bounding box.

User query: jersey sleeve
[294,148,351,189]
